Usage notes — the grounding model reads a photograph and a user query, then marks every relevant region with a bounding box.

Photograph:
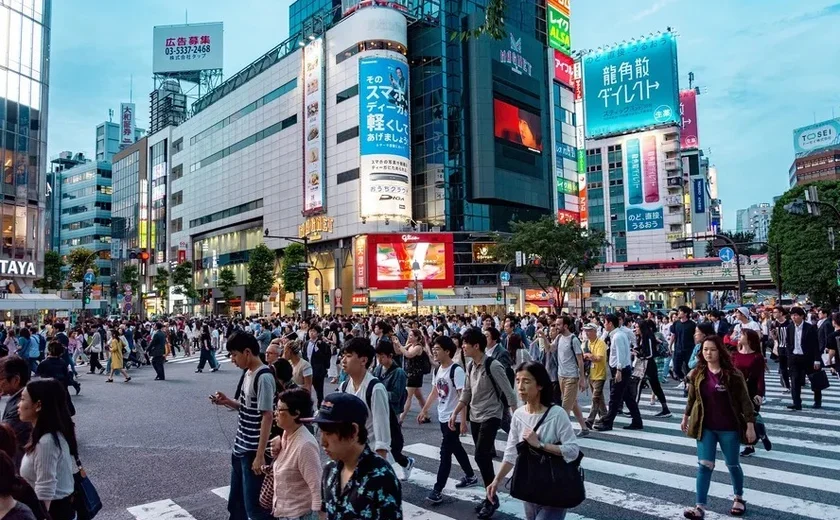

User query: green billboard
[547,4,571,54]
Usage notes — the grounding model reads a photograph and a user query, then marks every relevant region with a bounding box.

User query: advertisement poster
[679,89,699,149]
[554,50,574,88]
[550,0,571,15]
[793,118,840,157]
[547,3,571,54]
[303,38,326,214]
[120,103,135,146]
[354,235,367,289]
[624,135,663,232]
[359,57,412,220]
[582,32,680,138]
[365,233,454,289]
[574,59,587,227]
[494,99,543,152]
[152,22,223,74]
[693,178,706,214]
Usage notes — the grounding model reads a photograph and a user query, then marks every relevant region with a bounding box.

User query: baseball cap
[583,323,598,331]
[737,306,751,319]
[303,392,368,426]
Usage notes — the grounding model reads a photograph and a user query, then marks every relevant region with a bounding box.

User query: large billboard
[152,23,223,75]
[303,38,326,214]
[554,50,574,88]
[359,57,411,220]
[120,103,135,147]
[793,118,840,157]
[624,134,664,232]
[582,32,679,138]
[547,4,571,54]
[365,233,454,290]
[494,98,543,152]
[679,89,699,149]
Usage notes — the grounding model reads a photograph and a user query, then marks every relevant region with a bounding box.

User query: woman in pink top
[269,388,323,520]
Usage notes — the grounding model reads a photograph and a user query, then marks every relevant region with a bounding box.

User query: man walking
[670,306,696,388]
[787,307,823,410]
[583,323,608,429]
[773,306,792,391]
[594,314,643,431]
[556,316,591,436]
[148,322,168,381]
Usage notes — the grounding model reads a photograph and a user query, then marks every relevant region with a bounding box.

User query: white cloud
[630,0,677,22]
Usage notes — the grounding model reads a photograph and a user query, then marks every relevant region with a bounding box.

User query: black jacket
[148,330,167,357]
[818,319,834,351]
[712,319,730,338]
[303,338,331,371]
[783,321,821,366]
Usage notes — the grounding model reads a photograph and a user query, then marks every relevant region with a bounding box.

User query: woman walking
[399,328,429,424]
[634,320,671,417]
[284,340,313,392]
[734,329,771,457]
[681,335,756,519]
[106,328,131,383]
[486,362,579,520]
[195,325,220,373]
[86,325,105,375]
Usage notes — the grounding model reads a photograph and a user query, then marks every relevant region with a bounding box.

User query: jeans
[151,355,166,380]
[312,367,326,407]
[470,417,501,487]
[197,349,219,370]
[672,348,689,380]
[695,429,744,506]
[27,357,38,374]
[435,421,475,492]
[524,502,567,520]
[600,366,642,428]
[228,452,272,520]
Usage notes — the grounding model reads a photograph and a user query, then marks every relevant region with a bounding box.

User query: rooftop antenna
[185,9,188,23]
[129,74,133,104]
[108,109,113,123]
[688,71,695,89]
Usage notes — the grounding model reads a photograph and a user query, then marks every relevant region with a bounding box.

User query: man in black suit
[303,324,332,407]
[710,310,730,337]
[817,307,834,352]
[787,307,824,410]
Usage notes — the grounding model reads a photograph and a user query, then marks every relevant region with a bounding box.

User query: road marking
[403,501,459,519]
[127,499,198,520]
[211,486,229,500]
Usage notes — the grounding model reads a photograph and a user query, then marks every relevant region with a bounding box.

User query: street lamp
[411,260,421,315]
[264,229,310,318]
[203,280,209,316]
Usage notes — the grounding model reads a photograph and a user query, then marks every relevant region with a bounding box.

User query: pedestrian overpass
[586,261,774,291]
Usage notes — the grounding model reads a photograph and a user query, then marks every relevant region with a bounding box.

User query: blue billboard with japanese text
[359,56,412,220]
[582,32,679,138]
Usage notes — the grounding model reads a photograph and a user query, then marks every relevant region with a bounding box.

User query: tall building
[735,202,771,243]
[47,151,88,251]
[0,0,51,294]
[95,120,145,162]
[111,137,148,311]
[790,118,840,186]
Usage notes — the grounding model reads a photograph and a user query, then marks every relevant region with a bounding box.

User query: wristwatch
[538,441,546,450]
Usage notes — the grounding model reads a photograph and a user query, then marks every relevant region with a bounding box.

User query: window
[336,85,359,104]
[171,191,183,206]
[335,40,407,65]
[171,217,183,232]
[190,115,297,172]
[190,199,264,228]
[171,164,183,181]
[172,138,183,154]
[336,126,359,144]
[337,168,360,184]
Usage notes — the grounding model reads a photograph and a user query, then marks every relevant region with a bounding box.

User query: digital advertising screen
[365,233,454,290]
[494,98,543,153]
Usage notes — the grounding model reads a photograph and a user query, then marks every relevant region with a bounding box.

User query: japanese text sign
[303,38,326,214]
[624,133,664,233]
[679,89,699,149]
[554,50,574,88]
[153,23,223,74]
[120,103,135,146]
[547,4,571,54]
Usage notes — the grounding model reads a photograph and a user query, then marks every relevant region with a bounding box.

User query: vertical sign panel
[693,178,706,214]
[626,138,643,204]
[574,60,587,227]
[553,51,574,88]
[359,56,412,220]
[120,103,136,146]
[679,89,699,149]
[354,235,368,289]
[547,4,571,54]
[624,134,663,232]
[303,38,326,214]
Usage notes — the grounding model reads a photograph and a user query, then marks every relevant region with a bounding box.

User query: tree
[453,0,507,41]
[66,248,99,285]
[121,265,140,294]
[217,268,237,315]
[248,243,276,312]
[769,180,840,307]
[494,216,607,313]
[171,261,199,302]
[34,251,64,293]
[153,268,170,314]
[287,298,301,314]
[704,230,767,257]
[281,242,307,294]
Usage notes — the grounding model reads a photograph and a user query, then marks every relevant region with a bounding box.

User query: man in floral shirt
[306,392,402,520]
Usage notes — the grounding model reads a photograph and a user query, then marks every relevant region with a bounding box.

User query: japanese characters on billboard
[693,178,706,214]
[303,38,326,214]
[354,235,367,289]
[624,133,664,232]
[152,23,223,75]
[365,233,454,290]
[574,60,587,227]
[547,3,571,54]
[494,99,543,152]
[679,89,699,149]
[550,0,571,15]
[359,57,412,220]
[793,118,840,157]
[582,32,679,138]
[120,103,135,146]
[554,51,574,88]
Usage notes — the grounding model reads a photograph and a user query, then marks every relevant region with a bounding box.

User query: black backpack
[470,357,512,433]
[234,366,275,403]
[341,377,400,428]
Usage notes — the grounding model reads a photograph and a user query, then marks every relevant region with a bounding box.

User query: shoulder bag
[509,405,586,509]
[73,457,102,520]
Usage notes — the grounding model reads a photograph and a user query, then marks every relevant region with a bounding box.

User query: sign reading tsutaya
[500,33,533,76]
[0,260,36,277]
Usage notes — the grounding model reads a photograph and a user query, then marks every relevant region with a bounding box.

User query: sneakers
[654,410,672,418]
[676,382,686,390]
[426,489,443,504]
[622,423,643,430]
[455,475,479,489]
[762,436,773,452]
[584,419,594,430]
[740,446,755,457]
[477,498,499,519]
[576,428,590,437]
[401,457,415,481]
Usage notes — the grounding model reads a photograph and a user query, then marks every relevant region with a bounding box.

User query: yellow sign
[299,216,335,241]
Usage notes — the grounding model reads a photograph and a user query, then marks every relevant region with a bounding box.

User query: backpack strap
[448,363,459,390]
[483,357,508,408]
[533,404,554,434]
[365,377,382,409]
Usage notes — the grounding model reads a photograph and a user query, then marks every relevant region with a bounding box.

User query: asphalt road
[6,354,840,520]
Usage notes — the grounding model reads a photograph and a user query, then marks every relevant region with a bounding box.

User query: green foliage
[287,298,301,313]
[704,230,767,257]
[451,0,507,41]
[769,180,840,306]
[247,243,277,303]
[153,268,170,308]
[35,251,64,293]
[217,268,237,306]
[494,216,607,312]
[281,242,307,294]
[171,261,199,300]
[121,265,140,294]
[66,248,99,284]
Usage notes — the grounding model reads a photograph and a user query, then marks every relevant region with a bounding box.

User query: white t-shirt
[434,363,466,423]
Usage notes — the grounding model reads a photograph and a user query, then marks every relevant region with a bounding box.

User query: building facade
[789,147,840,186]
[96,120,144,162]
[111,137,148,310]
[0,0,51,295]
[736,202,771,243]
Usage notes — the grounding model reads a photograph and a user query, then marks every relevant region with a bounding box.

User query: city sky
[48,0,840,229]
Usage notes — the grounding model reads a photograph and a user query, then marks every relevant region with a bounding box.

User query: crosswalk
[164,353,232,365]
[123,367,840,520]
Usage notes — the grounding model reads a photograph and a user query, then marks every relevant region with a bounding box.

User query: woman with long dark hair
[633,319,671,417]
[195,324,220,373]
[681,335,756,519]
[734,329,771,457]
[506,333,531,367]
[486,362,579,520]
[17,379,79,520]
[398,328,429,424]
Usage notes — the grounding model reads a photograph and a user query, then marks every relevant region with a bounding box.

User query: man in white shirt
[594,314,643,431]
[339,337,392,459]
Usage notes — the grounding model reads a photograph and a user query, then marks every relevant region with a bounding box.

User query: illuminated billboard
[365,233,454,290]
[303,38,326,214]
[793,118,840,157]
[679,89,699,149]
[547,3,570,54]
[359,57,412,220]
[152,23,223,75]
[582,32,679,138]
[494,98,543,152]
[623,133,664,232]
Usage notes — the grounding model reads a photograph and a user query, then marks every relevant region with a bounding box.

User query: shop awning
[431,297,501,306]
[0,294,84,311]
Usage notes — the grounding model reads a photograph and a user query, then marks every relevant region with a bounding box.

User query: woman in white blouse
[487,361,579,520]
[17,379,78,520]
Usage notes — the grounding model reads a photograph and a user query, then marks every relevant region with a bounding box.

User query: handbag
[73,457,102,520]
[509,405,586,508]
[259,464,274,511]
[808,369,830,392]
[631,357,647,379]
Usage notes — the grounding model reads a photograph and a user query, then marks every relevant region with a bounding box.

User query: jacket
[684,367,755,444]
[781,321,821,365]
[303,338,331,371]
[372,363,408,415]
[147,330,167,357]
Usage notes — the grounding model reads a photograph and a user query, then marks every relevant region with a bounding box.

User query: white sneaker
[676,382,685,390]
[402,457,415,481]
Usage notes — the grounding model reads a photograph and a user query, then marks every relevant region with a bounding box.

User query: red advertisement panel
[177,250,186,264]
[354,235,368,289]
[680,89,699,149]
[366,233,454,290]
[553,51,574,88]
[548,0,570,16]
[557,209,580,224]
[643,135,660,203]
[494,99,543,152]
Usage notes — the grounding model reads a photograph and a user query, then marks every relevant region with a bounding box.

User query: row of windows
[61,218,111,231]
[62,170,95,185]
[189,115,297,173]
[171,164,183,180]
[189,198,263,228]
[336,126,359,144]
[171,217,183,232]
[62,184,111,199]
[336,84,358,104]
[171,190,182,206]
[335,40,407,66]
[190,79,297,146]
[60,235,111,247]
[60,202,110,214]
[337,168,359,184]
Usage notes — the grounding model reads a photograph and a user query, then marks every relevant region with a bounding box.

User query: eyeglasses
[276,407,290,413]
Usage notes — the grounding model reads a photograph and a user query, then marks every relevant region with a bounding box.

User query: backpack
[341,377,401,429]
[234,366,275,403]
[470,357,512,433]
[653,332,669,358]
[435,363,460,391]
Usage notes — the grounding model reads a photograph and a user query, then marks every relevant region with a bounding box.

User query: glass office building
[0,0,50,288]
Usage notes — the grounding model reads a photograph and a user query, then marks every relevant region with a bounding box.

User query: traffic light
[496,290,502,302]
[324,293,330,304]
[137,250,150,262]
[83,283,92,305]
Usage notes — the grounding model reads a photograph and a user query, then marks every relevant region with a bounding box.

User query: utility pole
[263,229,309,318]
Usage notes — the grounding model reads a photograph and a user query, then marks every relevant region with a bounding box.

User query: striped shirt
[233,367,276,455]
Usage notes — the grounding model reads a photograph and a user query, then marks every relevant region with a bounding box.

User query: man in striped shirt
[211,331,275,520]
